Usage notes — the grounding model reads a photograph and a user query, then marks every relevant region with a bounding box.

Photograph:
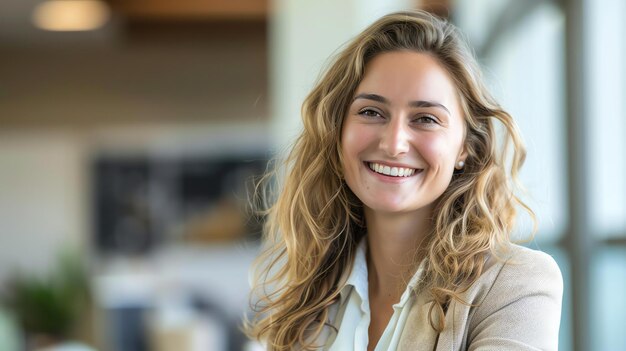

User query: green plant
[0,253,91,340]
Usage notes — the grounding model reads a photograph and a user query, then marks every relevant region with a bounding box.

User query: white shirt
[326,239,425,351]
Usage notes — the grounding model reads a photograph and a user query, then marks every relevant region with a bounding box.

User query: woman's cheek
[418,134,447,161]
[345,123,375,153]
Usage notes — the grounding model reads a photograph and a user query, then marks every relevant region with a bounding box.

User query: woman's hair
[245,10,533,350]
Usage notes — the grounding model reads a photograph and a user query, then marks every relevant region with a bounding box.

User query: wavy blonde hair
[245,10,533,350]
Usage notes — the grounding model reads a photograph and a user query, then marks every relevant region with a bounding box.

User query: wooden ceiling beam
[105,0,268,20]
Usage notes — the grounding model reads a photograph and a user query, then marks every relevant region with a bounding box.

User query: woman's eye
[414,115,438,124]
[358,109,383,118]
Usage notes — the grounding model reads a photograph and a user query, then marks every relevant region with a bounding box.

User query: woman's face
[341,51,467,216]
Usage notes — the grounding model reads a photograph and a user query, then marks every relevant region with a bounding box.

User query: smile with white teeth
[368,162,417,177]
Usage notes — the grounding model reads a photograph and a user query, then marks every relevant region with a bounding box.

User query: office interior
[0,0,624,350]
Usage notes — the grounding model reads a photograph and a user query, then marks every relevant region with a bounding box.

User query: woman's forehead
[354,51,462,114]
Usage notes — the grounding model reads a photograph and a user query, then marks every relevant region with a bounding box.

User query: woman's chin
[364,200,411,215]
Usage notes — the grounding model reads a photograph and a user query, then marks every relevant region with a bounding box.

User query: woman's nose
[379,119,410,157]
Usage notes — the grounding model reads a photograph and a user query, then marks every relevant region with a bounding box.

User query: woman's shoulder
[488,243,562,286]
[468,244,563,303]
[442,244,564,350]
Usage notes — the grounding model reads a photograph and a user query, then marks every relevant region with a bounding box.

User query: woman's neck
[363,206,433,302]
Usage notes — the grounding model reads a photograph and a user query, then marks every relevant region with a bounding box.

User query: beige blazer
[398,244,563,350]
[321,244,563,351]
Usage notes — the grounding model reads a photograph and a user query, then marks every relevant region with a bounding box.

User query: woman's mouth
[367,162,422,177]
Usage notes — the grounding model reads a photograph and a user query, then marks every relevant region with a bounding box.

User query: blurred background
[0,0,623,350]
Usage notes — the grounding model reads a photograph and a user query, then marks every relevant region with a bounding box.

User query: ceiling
[0,0,267,47]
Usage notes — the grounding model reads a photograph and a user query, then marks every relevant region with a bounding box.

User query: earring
[455,160,465,170]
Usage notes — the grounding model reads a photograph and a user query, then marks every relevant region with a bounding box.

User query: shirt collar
[339,238,368,307]
[394,259,426,308]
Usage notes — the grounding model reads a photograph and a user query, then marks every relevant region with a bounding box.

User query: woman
[246,10,563,351]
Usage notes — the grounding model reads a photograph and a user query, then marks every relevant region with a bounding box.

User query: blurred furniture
[93,242,259,351]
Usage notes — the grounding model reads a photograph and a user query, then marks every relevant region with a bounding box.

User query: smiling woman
[342,52,466,216]
[245,10,563,351]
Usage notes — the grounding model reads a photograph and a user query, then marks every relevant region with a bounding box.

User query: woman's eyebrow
[408,100,450,115]
[353,93,450,115]
[353,93,389,104]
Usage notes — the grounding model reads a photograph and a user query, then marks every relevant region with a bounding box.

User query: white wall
[0,131,88,281]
